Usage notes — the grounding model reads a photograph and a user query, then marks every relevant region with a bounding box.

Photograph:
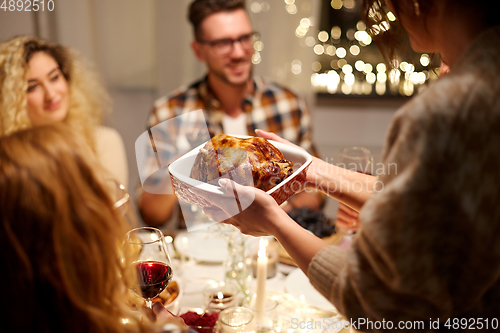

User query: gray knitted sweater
[308,26,500,332]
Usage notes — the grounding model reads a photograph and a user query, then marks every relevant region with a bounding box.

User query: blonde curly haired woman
[0,124,183,332]
[0,35,128,188]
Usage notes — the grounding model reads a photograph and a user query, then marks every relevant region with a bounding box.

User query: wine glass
[105,178,134,226]
[183,110,209,148]
[336,147,373,234]
[123,227,173,309]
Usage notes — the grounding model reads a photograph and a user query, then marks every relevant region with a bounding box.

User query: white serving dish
[168,135,312,208]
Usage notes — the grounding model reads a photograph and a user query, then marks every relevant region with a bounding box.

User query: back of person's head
[188,0,246,40]
[0,124,144,332]
[361,0,500,64]
[0,36,108,149]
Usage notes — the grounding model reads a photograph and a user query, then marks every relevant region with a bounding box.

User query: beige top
[222,112,248,136]
[308,26,500,331]
[95,126,128,189]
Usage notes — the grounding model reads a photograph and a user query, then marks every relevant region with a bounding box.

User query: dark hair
[23,39,71,82]
[362,0,500,67]
[188,0,246,40]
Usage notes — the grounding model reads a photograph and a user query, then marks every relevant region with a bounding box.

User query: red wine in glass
[123,227,173,309]
[135,261,173,299]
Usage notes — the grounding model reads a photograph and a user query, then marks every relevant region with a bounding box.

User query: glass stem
[145,299,153,309]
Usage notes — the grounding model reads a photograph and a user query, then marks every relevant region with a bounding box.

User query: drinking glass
[105,178,134,226]
[202,281,239,312]
[337,147,373,234]
[217,307,254,333]
[246,294,278,330]
[122,227,173,308]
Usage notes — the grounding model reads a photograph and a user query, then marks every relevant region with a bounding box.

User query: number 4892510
[1,0,55,11]
[444,318,499,330]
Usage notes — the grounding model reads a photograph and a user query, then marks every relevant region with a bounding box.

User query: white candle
[255,238,267,324]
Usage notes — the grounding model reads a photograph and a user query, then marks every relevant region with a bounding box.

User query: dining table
[164,226,351,333]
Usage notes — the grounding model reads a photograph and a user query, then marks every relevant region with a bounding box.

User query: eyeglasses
[197,32,259,55]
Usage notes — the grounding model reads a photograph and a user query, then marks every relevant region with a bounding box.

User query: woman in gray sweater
[200,0,500,331]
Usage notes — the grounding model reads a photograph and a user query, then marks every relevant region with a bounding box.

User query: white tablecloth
[172,259,288,310]
[169,259,349,333]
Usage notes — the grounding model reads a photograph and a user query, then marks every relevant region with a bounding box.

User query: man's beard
[213,61,253,87]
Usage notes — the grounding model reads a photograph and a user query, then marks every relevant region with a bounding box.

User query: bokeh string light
[308,0,440,97]
[249,0,440,97]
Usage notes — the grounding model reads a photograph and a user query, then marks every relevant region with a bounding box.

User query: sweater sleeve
[308,71,500,329]
[308,27,500,330]
[308,96,459,329]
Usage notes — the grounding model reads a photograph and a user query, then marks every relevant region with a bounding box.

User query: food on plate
[180,311,219,333]
[127,280,179,308]
[190,134,293,191]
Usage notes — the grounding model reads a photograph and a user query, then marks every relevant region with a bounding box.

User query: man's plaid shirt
[138,75,319,199]
[147,75,318,156]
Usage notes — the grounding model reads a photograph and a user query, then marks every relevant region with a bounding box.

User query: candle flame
[258,238,267,258]
[217,292,224,300]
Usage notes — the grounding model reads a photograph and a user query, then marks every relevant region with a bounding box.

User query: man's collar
[199,75,220,109]
[200,75,261,109]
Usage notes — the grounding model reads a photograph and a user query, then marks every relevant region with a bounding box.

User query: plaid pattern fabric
[147,75,318,156]
[138,75,321,228]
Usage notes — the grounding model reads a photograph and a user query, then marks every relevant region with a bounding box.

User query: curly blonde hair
[0,124,153,333]
[0,35,110,151]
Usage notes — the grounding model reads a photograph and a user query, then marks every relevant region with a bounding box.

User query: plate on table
[168,135,312,208]
[284,268,337,312]
[174,230,228,263]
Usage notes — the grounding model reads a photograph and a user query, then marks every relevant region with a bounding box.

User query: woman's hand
[255,129,302,150]
[142,303,187,328]
[196,176,331,274]
[198,179,292,237]
[255,129,322,191]
[256,129,376,210]
[335,202,360,232]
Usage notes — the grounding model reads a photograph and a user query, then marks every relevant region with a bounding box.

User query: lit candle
[209,291,234,309]
[251,239,278,279]
[203,282,238,311]
[255,238,267,324]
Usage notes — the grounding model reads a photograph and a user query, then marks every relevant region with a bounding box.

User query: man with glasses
[139,0,324,228]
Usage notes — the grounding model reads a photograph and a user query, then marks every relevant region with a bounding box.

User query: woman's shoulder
[94,126,128,187]
[396,60,499,125]
[95,126,128,150]
[94,126,126,159]
[95,125,122,139]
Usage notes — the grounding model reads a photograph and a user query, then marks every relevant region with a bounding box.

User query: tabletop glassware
[223,227,251,299]
[122,227,173,309]
[245,294,278,331]
[337,146,373,234]
[202,281,239,312]
[105,178,133,226]
[216,307,254,333]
